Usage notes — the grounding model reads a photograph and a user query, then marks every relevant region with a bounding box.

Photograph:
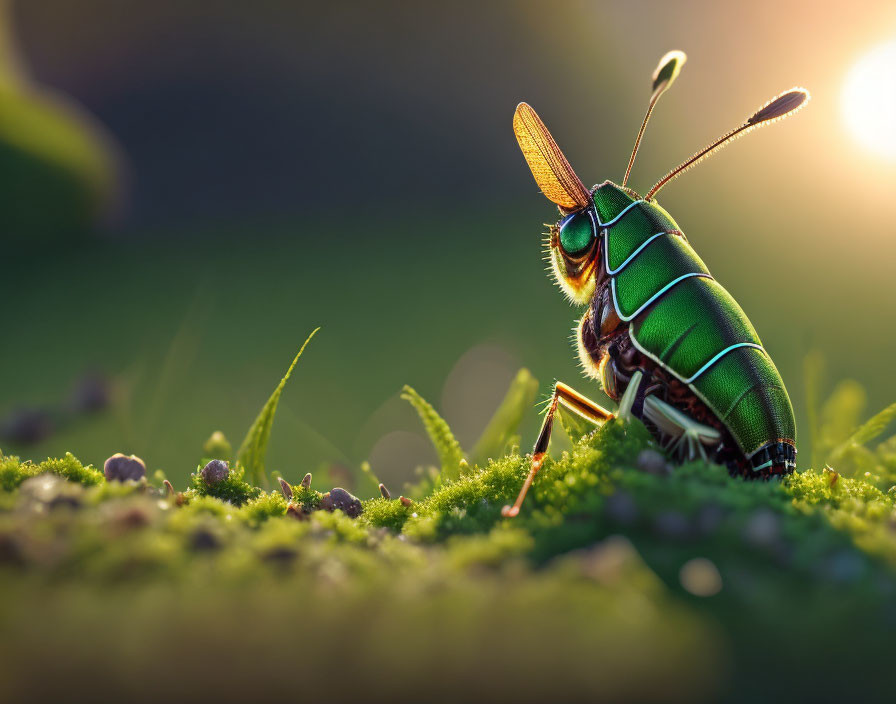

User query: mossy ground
[3,418,896,702]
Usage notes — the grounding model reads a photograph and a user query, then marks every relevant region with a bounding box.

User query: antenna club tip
[748,87,811,125]
[782,86,811,104]
[662,49,687,65]
[651,50,688,94]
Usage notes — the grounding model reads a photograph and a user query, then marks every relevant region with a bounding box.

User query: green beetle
[503,51,808,517]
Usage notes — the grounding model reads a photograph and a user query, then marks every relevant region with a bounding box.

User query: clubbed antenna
[646,88,810,200]
[622,50,687,188]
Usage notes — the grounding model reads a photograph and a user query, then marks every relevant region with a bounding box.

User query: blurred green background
[2,0,895,488]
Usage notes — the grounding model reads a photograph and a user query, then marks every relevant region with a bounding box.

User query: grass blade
[470,368,539,467]
[849,402,896,446]
[237,328,320,487]
[830,401,896,463]
[401,385,464,481]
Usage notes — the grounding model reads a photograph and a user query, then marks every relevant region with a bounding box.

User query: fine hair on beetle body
[503,50,807,518]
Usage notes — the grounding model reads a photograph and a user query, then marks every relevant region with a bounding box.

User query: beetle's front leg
[502,381,614,518]
[502,373,645,518]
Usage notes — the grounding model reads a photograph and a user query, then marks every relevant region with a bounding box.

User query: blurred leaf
[401,385,464,481]
[238,328,319,487]
[876,434,896,460]
[0,5,120,244]
[829,402,896,466]
[0,84,120,244]
[830,443,880,479]
[471,368,539,467]
[818,380,866,459]
[846,402,896,447]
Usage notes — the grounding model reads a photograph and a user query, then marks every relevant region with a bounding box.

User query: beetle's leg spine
[502,382,614,518]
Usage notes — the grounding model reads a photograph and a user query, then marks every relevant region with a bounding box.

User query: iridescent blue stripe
[603,230,673,275]
[611,272,713,322]
[680,343,766,384]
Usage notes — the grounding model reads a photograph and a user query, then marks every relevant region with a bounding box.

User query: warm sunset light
[4,4,896,701]
[842,39,896,159]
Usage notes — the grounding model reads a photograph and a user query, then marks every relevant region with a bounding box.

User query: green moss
[398,419,651,543]
[7,403,896,700]
[0,454,33,491]
[188,464,261,506]
[444,524,534,570]
[241,491,288,525]
[361,496,413,531]
[311,508,370,544]
[289,485,322,511]
[0,452,103,490]
[179,494,236,517]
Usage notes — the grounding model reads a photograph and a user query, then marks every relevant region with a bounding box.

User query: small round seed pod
[200,459,230,486]
[104,453,146,482]
[379,483,391,500]
[399,496,413,507]
[328,487,362,518]
[278,477,293,499]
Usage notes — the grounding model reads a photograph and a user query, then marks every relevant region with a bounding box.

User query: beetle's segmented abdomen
[627,274,795,457]
[631,277,761,382]
[749,441,797,474]
[691,345,796,457]
[603,205,679,271]
[592,181,796,461]
[611,234,710,320]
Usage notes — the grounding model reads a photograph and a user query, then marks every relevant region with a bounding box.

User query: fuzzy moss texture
[2,348,896,702]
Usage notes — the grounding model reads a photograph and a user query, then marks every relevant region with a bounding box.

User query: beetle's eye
[558,210,596,258]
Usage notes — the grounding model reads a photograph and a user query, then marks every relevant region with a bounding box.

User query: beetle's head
[515,51,809,305]
[513,52,689,306]
[512,102,600,306]
[544,181,644,304]
[546,202,600,305]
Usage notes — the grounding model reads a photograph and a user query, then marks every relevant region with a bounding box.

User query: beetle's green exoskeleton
[503,51,808,517]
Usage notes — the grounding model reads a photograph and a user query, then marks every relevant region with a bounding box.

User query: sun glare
[842,39,896,159]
